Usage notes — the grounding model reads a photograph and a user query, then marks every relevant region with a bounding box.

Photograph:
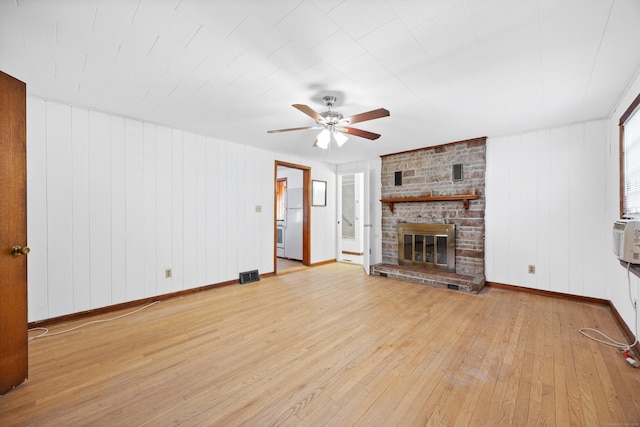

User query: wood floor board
[462,292,514,427]
[554,298,585,425]
[551,301,571,426]
[484,293,531,425]
[465,292,525,426]
[586,323,631,423]
[2,263,639,426]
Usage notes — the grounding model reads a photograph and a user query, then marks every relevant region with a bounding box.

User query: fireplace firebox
[397,223,455,273]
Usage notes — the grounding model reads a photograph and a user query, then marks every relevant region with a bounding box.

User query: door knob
[11,246,30,256]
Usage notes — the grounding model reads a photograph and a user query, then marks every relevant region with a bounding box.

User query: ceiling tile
[275,1,340,50]
[311,30,365,67]
[489,47,542,92]
[357,18,414,61]
[328,0,396,40]
[410,6,479,64]
[538,0,613,53]
[184,25,245,69]
[380,42,431,77]
[340,53,391,87]
[267,40,321,75]
[309,0,343,14]
[92,1,141,44]
[227,13,290,58]
[227,49,279,86]
[469,1,539,60]
[388,0,462,30]
[175,0,250,38]
[246,0,303,26]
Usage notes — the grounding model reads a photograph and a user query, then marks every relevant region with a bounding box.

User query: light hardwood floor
[276,257,304,273]
[1,263,639,426]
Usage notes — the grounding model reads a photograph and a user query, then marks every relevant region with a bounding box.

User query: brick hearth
[371,263,485,293]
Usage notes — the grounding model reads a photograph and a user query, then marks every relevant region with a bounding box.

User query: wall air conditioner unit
[613,220,640,263]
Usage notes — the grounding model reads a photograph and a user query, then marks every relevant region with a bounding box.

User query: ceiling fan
[267,96,390,149]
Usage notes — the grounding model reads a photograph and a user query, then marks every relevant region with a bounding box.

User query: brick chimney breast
[379,137,486,278]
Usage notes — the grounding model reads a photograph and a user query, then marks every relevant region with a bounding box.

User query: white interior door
[336,175,343,261]
[362,165,371,275]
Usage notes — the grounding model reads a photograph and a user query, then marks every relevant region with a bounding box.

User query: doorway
[274,161,311,274]
[338,173,364,265]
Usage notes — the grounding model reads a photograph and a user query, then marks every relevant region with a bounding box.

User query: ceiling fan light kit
[268,96,389,149]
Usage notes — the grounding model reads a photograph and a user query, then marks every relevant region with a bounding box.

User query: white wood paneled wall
[26,98,336,322]
[486,120,608,298]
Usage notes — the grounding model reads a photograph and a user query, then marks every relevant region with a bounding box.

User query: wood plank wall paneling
[535,129,551,291]
[182,131,197,290]
[46,102,74,317]
[520,131,538,289]
[227,143,240,277]
[259,154,275,273]
[125,118,146,301]
[485,135,509,282]
[217,140,229,281]
[25,98,337,322]
[156,125,172,296]
[143,122,158,298]
[111,115,127,304]
[196,135,207,285]
[548,126,571,293]
[584,121,608,296]
[485,121,609,299]
[26,98,48,319]
[506,134,522,283]
[89,110,112,307]
[568,123,586,296]
[171,128,185,291]
[237,144,251,273]
[205,137,218,285]
[71,107,91,310]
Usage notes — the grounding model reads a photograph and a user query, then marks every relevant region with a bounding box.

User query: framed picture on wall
[312,180,326,206]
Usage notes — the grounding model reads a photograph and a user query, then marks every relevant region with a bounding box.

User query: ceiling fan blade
[343,108,390,125]
[340,126,381,140]
[292,104,325,123]
[267,126,314,134]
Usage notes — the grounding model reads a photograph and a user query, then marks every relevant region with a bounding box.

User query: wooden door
[0,70,28,394]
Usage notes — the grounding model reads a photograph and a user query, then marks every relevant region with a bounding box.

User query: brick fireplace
[371,137,486,293]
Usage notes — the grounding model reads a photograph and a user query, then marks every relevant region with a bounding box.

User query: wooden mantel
[380,188,478,212]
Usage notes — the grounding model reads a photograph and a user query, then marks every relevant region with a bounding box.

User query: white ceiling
[2,0,640,164]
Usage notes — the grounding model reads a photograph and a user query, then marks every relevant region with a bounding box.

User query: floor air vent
[239,270,260,284]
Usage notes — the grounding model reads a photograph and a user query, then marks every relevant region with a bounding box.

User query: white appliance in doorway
[284,187,303,260]
[276,219,285,258]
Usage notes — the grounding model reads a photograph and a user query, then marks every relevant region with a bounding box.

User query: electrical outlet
[528,265,535,274]
[165,268,172,278]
